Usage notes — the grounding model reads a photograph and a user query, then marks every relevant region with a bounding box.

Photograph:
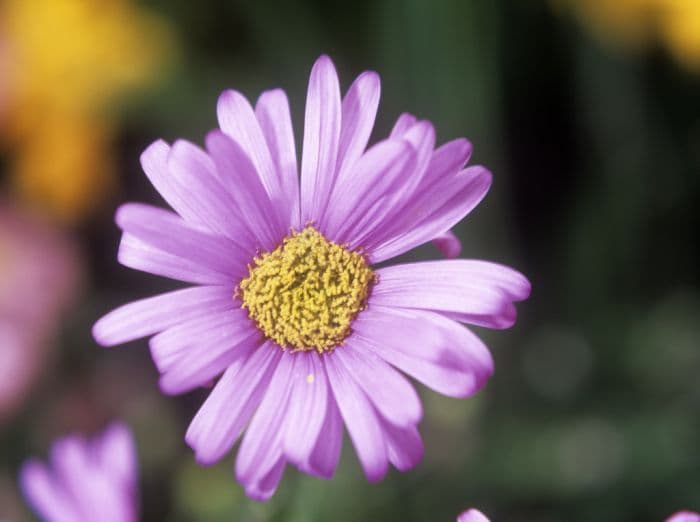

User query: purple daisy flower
[457,509,490,522]
[93,55,530,500]
[667,512,700,522]
[19,423,138,522]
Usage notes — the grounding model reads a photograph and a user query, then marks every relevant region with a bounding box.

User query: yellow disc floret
[238,226,375,353]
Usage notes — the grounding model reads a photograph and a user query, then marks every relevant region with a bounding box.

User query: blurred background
[0,0,698,520]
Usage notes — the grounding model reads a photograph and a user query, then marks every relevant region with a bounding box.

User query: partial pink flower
[458,509,490,522]
[0,202,79,421]
[667,512,700,522]
[19,423,138,522]
[93,54,530,500]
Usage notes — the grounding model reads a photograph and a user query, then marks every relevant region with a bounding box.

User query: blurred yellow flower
[0,0,175,223]
[555,0,700,71]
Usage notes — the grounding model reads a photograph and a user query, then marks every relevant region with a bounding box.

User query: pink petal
[301,391,343,479]
[217,89,290,226]
[118,233,227,285]
[666,512,700,522]
[243,456,286,502]
[115,203,248,280]
[353,306,494,398]
[432,230,462,258]
[300,55,342,225]
[324,140,416,242]
[372,259,530,328]
[282,353,329,470]
[140,140,195,226]
[255,89,300,227]
[151,310,261,395]
[335,344,422,428]
[389,113,418,138]
[334,70,381,182]
[95,423,138,491]
[369,165,491,263]
[344,123,435,248]
[457,509,491,522]
[206,130,286,250]
[325,355,388,482]
[236,353,294,489]
[167,139,257,247]
[20,460,80,522]
[382,420,424,472]
[185,342,281,465]
[366,138,472,250]
[92,285,234,347]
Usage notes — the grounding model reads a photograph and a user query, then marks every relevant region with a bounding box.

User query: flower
[0,0,174,222]
[458,509,491,522]
[0,202,80,423]
[554,0,700,71]
[667,512,700,522]
[19,423,138,522]
[93,55,530,500]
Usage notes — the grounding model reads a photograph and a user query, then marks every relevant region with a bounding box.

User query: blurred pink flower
[667,512,700,522]
[0,202,80,421]
[458,508,490,522]
[20,422,138,522]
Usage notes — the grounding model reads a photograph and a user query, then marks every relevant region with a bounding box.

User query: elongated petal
[149,309,249,372]
[335,344,422,428]
[217,89,290,223]
[350,334,474,398]
[432,230,462,258]
[369,166,492,262]
[93,286,234,347]
[206,131,286,250]
[372,260,530,328]
[301,390,342,479]
[236,353,294,486]
[366,138,472,249]
[282,353,329,468]
[118,233,227,285]
[343,123,434,248]
[353,306,493,397]
[255,89,300,226]
[324,140,415,241]
[389,113,417,138]
[300,55,342,224]
[185,343,281,465]
[334,71,381,180]
[151,310,261,395]
[96,423,137,491]
[167,139,256,247]
[140,140,197,226]
[382,420,424,472]
[20,460,80,522]
[243,457,286,502]
[116,203,247,280]
[325,356,388,482]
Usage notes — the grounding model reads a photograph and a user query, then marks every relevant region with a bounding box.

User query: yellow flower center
[238,226,375,353]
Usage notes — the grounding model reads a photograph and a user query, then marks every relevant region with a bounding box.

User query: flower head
[0,202,79,422]
[458,509,491,522]
[667,512,700,522]
[20,423,138,522]
[93,55,530,500]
